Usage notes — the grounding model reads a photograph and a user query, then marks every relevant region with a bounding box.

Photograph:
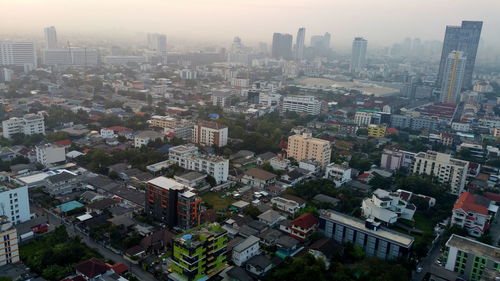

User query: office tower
[440,51,467,103]
[350,37,367,73]
[437,21,482,89]
[271,33,293,60]
[192,121,228,147]
[323,32,331,49]
[0,216,20,265]
[145,177,202,230]
[295,27,306,60]
[147,33,167,62]
[44,26,58,49]
[412,151,469,195]
[287,132,332,168]
[2,113,45,139]
[310,33,330,50]
[170,223,228,281]
[282,95,321,115]
[0,41,37,72]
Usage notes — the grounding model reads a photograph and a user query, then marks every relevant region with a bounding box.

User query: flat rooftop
[446,234,499,262]
[147,176,186,191]
[320,209,414,247]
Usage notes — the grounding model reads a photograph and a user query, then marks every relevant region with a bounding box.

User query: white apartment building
[230,78,250,88]
[2,113,45,139]
[36,144,66,166]
[0,217,19,265]
[169,145,229,184]
[134,130,164,148]
[232,235,261,266]
[43,48,99,67]
[412,151,469,195]
[0,41,37,72]
[0,180,31,225]
[180,69,197,80]
[451,192,497,237]
[354,111,374,126]
[211,91,233,107]
[259,93,281,107]
[271,197,303,214]
[361,189,416,225]
[192,121,228,147]
[324,162,352,187]
[282,95,321,115]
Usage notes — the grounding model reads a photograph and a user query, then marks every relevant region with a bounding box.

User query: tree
[243,205,262,219]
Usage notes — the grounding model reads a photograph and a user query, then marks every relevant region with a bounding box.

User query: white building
[133,130,164,148]
[354,111,374,126]
[350,37,367,73]
[211,91,233,107]
[269,157,290,171]
[271,197,304,214]
[44,26,58,49]
[230,78,250,88]
[324,162,352,187]
[0,217,19,265]
[361,189,416,224]
[0,180,31,225]
[440,51,466,103]
[259,92,281,107]
[232,235,261,266]
[180,69,197,80]
[451,192,497,237]
[2,113,45,139]
[169,145,229,184]
[192,121,228,147]
[147,33,167,62]
[36,144,66,166]
[412,151,469,195]
[380,149,416,171]
[0,41,37,72]
[451,122,471,132]
[282,95,321,115]
[100,128,116,139]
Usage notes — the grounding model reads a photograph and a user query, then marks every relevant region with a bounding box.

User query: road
[412,235,443,281]
[489,211,500,246]
[36,206,157,281]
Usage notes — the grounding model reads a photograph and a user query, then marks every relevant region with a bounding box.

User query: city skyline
[0,0,499,51]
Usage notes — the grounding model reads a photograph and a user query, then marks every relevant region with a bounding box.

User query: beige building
[148,115,178,129]
[0,216,19,266]
[287,133,331,168]
[412,151,469,195]
[192,121,228,147]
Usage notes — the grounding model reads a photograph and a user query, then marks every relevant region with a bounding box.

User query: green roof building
[170,223,228,281]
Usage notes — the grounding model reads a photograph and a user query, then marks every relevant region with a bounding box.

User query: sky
[0,0,499,49]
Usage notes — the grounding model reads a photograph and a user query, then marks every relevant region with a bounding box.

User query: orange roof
[453,192,490,215]
[292,213,319,229]
[386,128,399,135]
[54,139,72,146]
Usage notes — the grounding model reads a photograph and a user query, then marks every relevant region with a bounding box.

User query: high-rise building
[440,51,467,103]
[192,121,228,147]
[437,21,482,90]
[350,37,367,73]
[170,223,228,281]
[282,95,321,115]
[43,48,99,67]
[0,179,31,225]
[295,27,306,60]
[287,133,331,168]
[2,113,45,139]
[0,216,20,265]
[147,33,167,63]
[0,41,37,72]
[271,33,293,60]
[43,26,58,49]
[323,32,331,49]
[412,151,469,195]
[145,177,202,230]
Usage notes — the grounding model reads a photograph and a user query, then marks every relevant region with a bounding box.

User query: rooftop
[446,234,499,262]
[233,235,260,253]
[453,192,490,215]
[244,168,276,180]
[147,176,187,191]
[175,223,226,249]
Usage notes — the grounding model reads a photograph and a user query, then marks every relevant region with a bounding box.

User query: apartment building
[282,96,321,115]
[444,234,499,281]
[287,133,331,168]
[163,121,194,140]
[2,113,45,139]
[192,121,228,147]
[145,177,202,230]
[148,115,178,128]
[354,111,375,126]
[451,192,497,237]
[0,178,30,225]
[380,149,416,171]
[36,143,66,166]
[324,162,352,187]
[0,41,37,72]
[319,209,414,260]
[134,130,164,148]
[170,223,228,281]
[0,216,19,266]
[361,189,416,225]
[169,145,229,184]
[367,124,387,138]
[232,235,261,266]
[412,151,469,194]
[211,91,233,107]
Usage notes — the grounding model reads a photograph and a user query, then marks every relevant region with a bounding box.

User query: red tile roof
[292,213,319,229]
[107,262,128,275]
[74,258,108,278]
[453,192,490,216]
[54,139,72,146]
[485,192,500,203]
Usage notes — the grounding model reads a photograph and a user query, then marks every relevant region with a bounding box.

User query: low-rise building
[232,235,260,266]
[134,130,164,148]
[270,197,303,214]
[361,189,416,225]
[282,95,321,115]
[44,170,80,196]
[367,124,387,138]
[287,213,319,241]
[451,192,497,237]
[324,162,352,187]
[241,168,276,188]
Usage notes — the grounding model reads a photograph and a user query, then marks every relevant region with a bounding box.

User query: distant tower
[437,21,482,90]
[147,33,167,63]
[350,37,367,73]
[323,32,331,49]
[272,33,293,60]
[44,26,58,49]
[295,27,306,60]
[440,51,467,103]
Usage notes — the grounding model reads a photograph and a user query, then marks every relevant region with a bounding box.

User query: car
[435,260,443,266]
[416,266,423,273]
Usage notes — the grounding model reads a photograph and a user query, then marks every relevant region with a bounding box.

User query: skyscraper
[440,51,467,103]
[295,27,305,60]
[271,33,293,60]
[0,41,37,72]
[437,21,482,90]
[43,26,58,49]
[147,33,167,62]
[350,37,367,73]
[323,32,331,49]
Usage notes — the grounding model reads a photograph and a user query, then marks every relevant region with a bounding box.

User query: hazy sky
[1,0,499,48]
